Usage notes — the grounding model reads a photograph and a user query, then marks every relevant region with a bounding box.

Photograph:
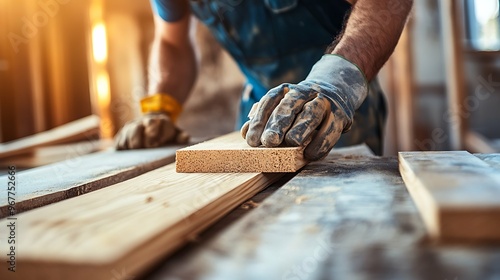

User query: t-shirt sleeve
[150,0,188,22]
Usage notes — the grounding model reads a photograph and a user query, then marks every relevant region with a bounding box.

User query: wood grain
[148,153,500,280]
[0,163,283,279]
[0,140,112,169]
[176,131,307,173]
[0,146,181,218]
[0,115,100,159]
[391,18,415,151]
[399,151,500,241]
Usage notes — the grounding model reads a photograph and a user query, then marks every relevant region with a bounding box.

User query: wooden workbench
[1,142,499,279]
[143,154,500,279]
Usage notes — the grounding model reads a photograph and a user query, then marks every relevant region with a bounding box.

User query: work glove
[241,55,368,161]
[115,113,189,150]
[114,93,189,150]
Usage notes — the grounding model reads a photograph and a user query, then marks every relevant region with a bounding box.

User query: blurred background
[0,0,499,156]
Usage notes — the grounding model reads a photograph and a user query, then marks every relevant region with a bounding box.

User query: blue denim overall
[154,0,387,154]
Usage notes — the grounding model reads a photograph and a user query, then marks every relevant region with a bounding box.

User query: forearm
[147,38,197,104]
[328,0,413,80]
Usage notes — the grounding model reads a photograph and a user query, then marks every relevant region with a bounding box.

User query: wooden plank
[0,115,100,159]
[153,144,374,247]
[377,59,399,155]
[176,131,307,173]
[439,0,467,149]
[0,140,112,169]
[391,18,415,151]
[0,164,283,280]
[0,146,181,218]
[148,154,500,280]
[399,151,500,241]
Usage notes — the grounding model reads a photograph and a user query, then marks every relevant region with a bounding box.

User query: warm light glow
[89,0,113,139]
[96,71,110,106]
[92,22,108,63]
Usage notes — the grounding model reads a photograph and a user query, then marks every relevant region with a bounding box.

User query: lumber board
[399,151,500,241]
[0,164,283,280]
[0,115,100,159]
[176,131,307,173]
[391,17,416,151]
[0,146,181,218]
[148,154,498,280]
[0,140,112,169]
[440,0,468,149]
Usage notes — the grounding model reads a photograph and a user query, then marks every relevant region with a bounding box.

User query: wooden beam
[0,115,100,159]
[0,164,283,279]
[28,13,47,134]
[399,151,500,241]
[176,131,307,173]
[391,19,415,151]
[0,146,181,218]
[439,0,467,150]
[0,140,112,169]
[377,59,399,155]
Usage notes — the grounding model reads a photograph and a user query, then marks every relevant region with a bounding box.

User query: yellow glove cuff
[140,93,182,122]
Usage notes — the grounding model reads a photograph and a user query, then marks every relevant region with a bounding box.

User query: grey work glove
[241,55,368,161]
[114,112,189,150]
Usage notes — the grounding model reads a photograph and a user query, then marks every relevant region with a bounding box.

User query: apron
[189,0,387,154]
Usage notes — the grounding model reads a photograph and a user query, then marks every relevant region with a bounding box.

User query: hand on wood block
[241,55,368,161]
[115,113,189,150]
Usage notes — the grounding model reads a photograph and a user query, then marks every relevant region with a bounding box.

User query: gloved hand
[114,113,189,150]
[241,55,368,161]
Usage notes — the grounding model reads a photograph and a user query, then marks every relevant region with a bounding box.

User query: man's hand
[115,113,189,150]
[241,55,368,161]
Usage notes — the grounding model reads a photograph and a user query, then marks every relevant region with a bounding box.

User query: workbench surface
[143,155,500,280]
[1,144,499,280]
